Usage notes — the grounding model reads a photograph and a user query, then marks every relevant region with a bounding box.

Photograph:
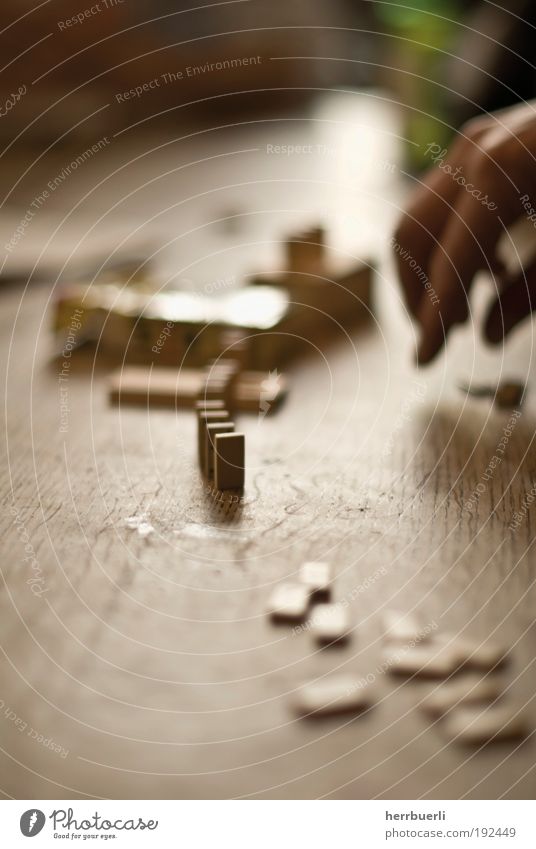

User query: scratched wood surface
[1,93,536,799]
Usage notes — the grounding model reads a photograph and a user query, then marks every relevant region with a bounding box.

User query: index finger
[416,189,511,363]
[393,164,460,316]
[393,122,494,318]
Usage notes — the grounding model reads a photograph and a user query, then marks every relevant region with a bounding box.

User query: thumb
[484,262,536,344]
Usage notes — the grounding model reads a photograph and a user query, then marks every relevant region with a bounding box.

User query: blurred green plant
[377,0,463,171]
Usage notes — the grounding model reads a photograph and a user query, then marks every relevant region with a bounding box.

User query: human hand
[393,100,536,364]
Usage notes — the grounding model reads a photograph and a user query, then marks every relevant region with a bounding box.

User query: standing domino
[197,410,229,468]
[214,432,245,490]
[205,422,235,478]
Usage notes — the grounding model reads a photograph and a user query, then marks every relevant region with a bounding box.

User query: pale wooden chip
[293,675,373,717]
[452,637,508,671]
[310,603,349,645]
[421,674,505,717]
[382,609,428,644]
[444,704,529,744]
[299,561,331,598]
[267,582,310,623]
[385,640,460,678]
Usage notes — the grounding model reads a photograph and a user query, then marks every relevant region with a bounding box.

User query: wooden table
[1,93,535,799]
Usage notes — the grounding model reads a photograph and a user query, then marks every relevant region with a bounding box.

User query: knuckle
[461,115,493,141]
[470,147,499,184]
[477,135,504,160]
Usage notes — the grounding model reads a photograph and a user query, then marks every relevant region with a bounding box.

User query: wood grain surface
[1,94,535,799]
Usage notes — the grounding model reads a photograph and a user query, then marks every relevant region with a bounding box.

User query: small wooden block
[199,380,228,403]
[293,674,373,718]
[451,637,508,671]
[382,609,427,644]
[108,366,194,408]
[385,640,461,678]
[287,227,325,274]
[299,561,331,599]
[421,674,505,717]
[443,704,528,744]
[223,369,239,405]
[206,357,240,377]
[214,432,245,490]
[494,381,524,409]
[203,359,240,407]
[267,582,310,623]
[109,366,287,414]
[205,422,234,479]
[195,399,226,413]
[197,410,229,468]
[217,330,249,368]
[310,603,349,645]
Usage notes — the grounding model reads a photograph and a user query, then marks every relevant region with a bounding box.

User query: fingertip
[415,300,446,365]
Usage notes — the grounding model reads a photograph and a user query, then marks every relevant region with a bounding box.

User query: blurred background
[2,1,535,155]
[1,0,535,287]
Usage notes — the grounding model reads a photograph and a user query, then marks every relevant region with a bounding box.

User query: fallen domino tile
[385,640,461,678]
[382,609,428,644]
[214,432,245,490]
[197,410,229,468]
[443,704,528,744]
[421,674,505,718]
[205,421,235,478]
[108,366,192,408]
[299,561,331,599]
[268,582,310,623]
[310,603,349,645]
[109,366,286,413]
[293,674,373,718]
